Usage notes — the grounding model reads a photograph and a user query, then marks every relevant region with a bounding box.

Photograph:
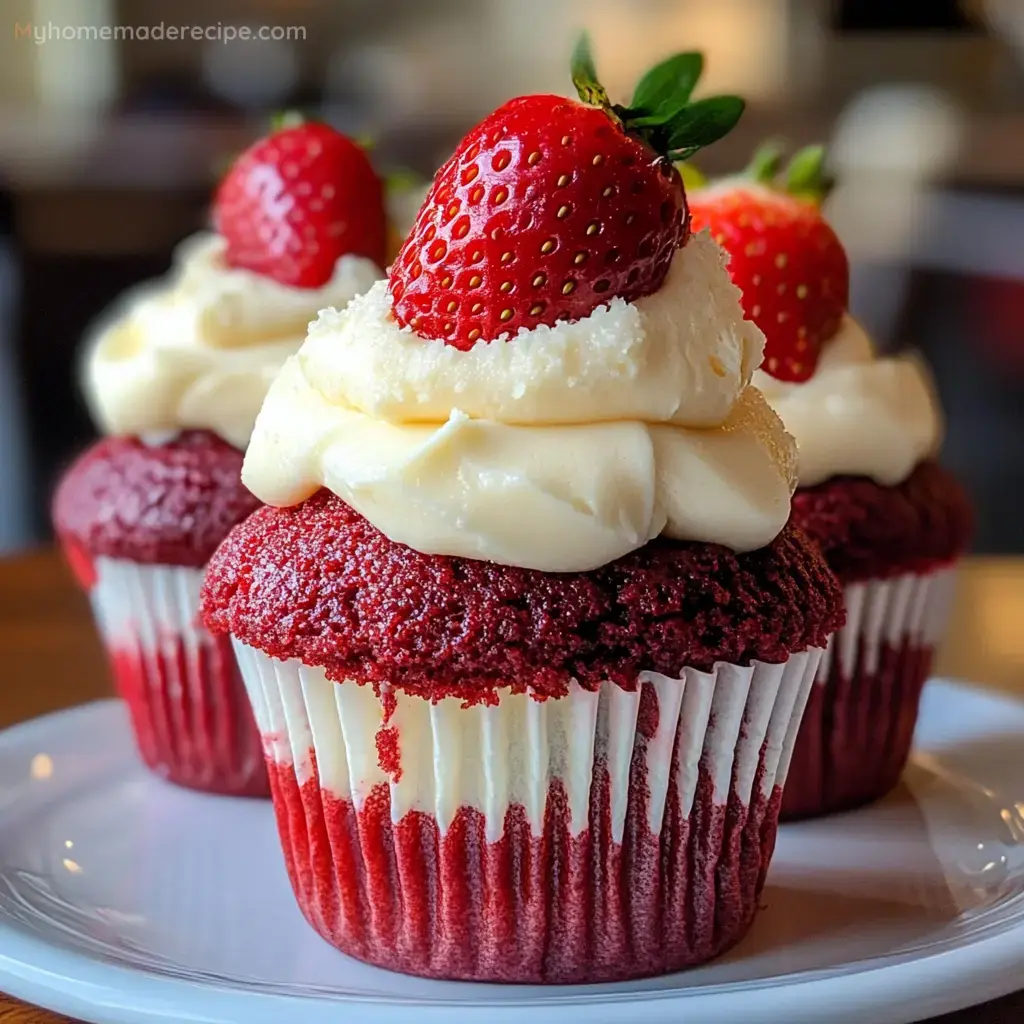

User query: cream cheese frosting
[242,231,798,573]
[753,316,942,488]
[84,232,383,449]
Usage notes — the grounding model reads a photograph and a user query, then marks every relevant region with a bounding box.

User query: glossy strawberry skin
[689,186,848,382]
[214,122,386,289]
[389,95,689,350]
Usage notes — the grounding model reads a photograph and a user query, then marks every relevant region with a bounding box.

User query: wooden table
[1,549,1023,1023]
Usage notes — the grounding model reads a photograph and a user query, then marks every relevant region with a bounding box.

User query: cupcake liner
[781,566,958,820]
[88,556,268,797]
[233,641,822,982]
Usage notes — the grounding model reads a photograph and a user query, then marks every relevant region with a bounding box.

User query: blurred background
[0,0,1022,554]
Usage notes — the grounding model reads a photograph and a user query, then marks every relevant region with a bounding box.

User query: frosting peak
[754,316,942,487]
[84,233,382,449]
[242,233,797,572]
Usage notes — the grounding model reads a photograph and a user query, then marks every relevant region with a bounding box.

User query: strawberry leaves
[745,139,786,184]
[741,141,835,204]
[785,144,835,204]
[629,52,704,124]
[683,140,836,206]
[569,33,743,162]
[664,96,746,161]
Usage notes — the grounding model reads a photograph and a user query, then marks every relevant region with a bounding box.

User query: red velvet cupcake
[690,146,972,819]
[206,499,840,982]
[781,462,971,818]
[201,44,844,982]
[52,120,386,795]
[53,433,267,794]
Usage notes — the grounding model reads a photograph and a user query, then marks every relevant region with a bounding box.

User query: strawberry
[214,119,386,288]
[390,37,744,349]
[688,144,849,382]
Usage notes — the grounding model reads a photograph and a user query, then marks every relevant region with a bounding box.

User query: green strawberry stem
[570,32,617,117]
[784,144,835,204]
[570,32,744,162]
[745,140,785,184]
[269,110,306,132]
[677,140,836,203]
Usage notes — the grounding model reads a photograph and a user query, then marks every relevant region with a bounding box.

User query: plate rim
[1,681,1023,1024]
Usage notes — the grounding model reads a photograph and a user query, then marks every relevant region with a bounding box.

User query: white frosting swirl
[84,233,382,449]
[753,316,942,488]
[308,231,758,429]
[243,232,797,572]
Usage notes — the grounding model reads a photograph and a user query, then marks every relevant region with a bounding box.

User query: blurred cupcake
[690,144,972,819]
[202,44,843,980]
[53,120,386,796]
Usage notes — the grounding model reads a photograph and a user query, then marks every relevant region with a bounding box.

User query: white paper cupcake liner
[232,641,823,982]
[814,567,958,684]
[86,556,267,796]
[782,565,958,820]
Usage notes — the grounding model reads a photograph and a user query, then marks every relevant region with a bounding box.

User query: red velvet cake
[201,42,845,983]
[205,493,842,697]
[790,461,973,585]
[689,145,973,820]
[53,432,260,570]
[51,117,387,796]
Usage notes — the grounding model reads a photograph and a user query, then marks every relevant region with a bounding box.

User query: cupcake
[689,145,972,819]
[202,41,843,980]
[53,120,386,796]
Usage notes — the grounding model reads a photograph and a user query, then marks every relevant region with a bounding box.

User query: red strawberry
[214,120,386,288]
[688,144,849,382]
[390,37,744,349]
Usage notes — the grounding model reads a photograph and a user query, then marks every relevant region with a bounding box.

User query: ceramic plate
[1,679,1023,1023]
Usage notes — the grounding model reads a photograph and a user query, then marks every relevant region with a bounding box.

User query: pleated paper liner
[782,566,958,820]
[234,641,823,982]
[86,556,268,796]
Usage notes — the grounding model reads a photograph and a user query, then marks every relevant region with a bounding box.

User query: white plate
[1,679,1023,1024]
